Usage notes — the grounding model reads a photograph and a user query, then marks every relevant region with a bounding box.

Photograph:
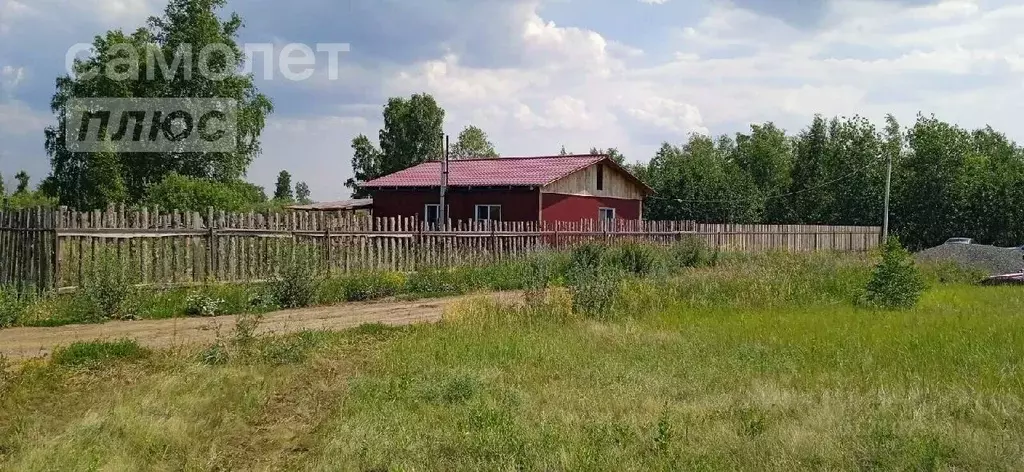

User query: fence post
[415,219,422,271]
[490,221,497,263]
[324,226,332,277]
[51,207,62,291]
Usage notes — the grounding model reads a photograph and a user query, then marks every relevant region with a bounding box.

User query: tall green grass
[0,251,1021,470]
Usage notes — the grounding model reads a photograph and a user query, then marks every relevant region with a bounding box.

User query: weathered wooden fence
[0,206,882,293]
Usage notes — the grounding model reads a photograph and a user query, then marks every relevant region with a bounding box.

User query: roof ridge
[426,154,606,163]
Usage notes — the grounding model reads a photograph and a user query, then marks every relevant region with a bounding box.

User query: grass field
[0,253,1021,471]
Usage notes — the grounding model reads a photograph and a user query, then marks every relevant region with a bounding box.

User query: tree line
[632,114,1024,249]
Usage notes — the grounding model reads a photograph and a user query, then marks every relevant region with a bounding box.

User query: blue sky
[1,0,1022,200]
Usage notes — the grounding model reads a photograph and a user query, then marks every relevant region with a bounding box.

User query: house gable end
[541,160,648,200]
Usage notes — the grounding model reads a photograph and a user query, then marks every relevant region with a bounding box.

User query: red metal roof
[361,154,623,189]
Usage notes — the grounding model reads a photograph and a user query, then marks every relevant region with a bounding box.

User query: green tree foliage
[451,125,498,159]
[896,114,975,248]
[589,147,626,164]
[13,171,29,195]
[0,172,5,196]
[345,134,382,199]
[378,94,445,172]
[732,123,793,222]
[641,136,762,223]
[789,115,832,223]
[346,94,445,196]
[295,182,311,204]
[142,173,267,212]
[80,139,127,210]
[637,112,1024,249]
[274,171,293,201]
[3,170,58,209]
[43,0,273,209]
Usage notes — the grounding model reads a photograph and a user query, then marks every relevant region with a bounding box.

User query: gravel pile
[915,243,1024,275]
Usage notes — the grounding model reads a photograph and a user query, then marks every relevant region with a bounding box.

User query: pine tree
[274,171,293,201]
[862,237,926,309]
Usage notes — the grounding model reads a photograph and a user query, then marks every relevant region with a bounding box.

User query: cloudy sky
[0,0,1021,200]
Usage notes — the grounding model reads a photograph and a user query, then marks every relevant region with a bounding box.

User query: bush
[0,286,29,328]
[861,237,926,309]
[567,263,623,320]
[271,246,323,309]
[184,292,225,317]
[81,251,136,320]
[570,242,606,272]
[605,242,662,276]
[670,236,714,269]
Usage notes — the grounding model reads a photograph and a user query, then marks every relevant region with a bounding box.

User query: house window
[599,207,615,221]
[596,164,604,191]
[475,204,502,222]
[424,204,449,225]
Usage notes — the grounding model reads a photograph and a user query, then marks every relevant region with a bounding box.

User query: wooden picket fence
[0,206,882,293]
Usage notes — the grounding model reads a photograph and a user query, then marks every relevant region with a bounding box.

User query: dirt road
[0,292,517,361]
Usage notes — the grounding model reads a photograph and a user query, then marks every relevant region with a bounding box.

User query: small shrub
[184,292,225,317]
[670,236,713,269]
[0,286,29,328]
[55,291,107,325]
[861,237,926,309]
[570,242,606,273]
[81,251,136,320]
[51,339,149,368]
[606,242,662,276]
[522,255,558,303]
[200,342,230,366]
[233,312,263,346]
[247,287,280,312]
[272,246,323,309]
[567,264,623,320]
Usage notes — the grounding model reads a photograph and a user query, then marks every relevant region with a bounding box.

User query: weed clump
[76,251,137,321]
[334,272,406,302]
[51,339,149,368]
[0,286,29,328]
[570,242,606,273]
[406,267,473,296]
[272,246,323,309]
[861,237,926,309]
[670,236,716,269]
[605,242,662,276]
[567,243,623,319]
[184,292,225,317]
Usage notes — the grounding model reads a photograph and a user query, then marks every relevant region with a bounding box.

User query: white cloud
[0,65,25,97]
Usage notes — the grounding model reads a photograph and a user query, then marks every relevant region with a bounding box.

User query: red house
[360,154,654,224]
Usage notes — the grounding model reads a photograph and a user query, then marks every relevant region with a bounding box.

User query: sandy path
[0,292,518,361]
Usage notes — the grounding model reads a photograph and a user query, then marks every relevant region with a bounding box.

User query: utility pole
[882,150,893,244]
[439,133,449,229]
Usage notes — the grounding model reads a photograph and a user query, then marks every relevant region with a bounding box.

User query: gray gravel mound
[915,243,1024,275]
